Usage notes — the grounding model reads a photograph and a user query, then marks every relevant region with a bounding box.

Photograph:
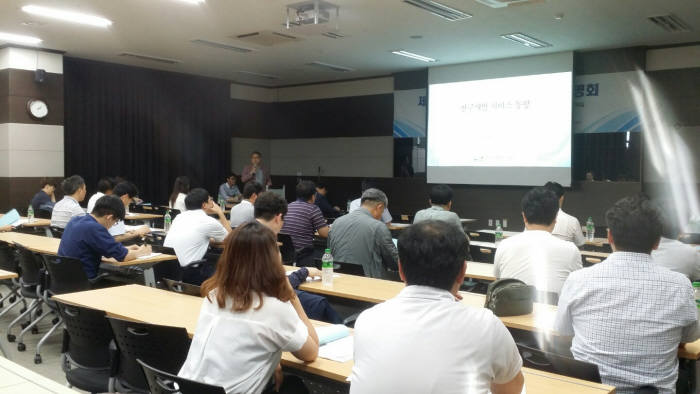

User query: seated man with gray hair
[329,188,398,279]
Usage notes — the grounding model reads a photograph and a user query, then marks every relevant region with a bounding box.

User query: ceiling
[1,0,699,86]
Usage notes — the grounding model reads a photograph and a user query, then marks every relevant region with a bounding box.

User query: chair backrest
[107,317,191,391]
[56,301,114,368]
[0,240,18,273]
[151,260,182,286]
[137,359,226,394]
[312,258,365,276]
[469,231,496,243]
[277,233,296,265]
[468,244,495,263]
[517,344,601,383]
[163,278,202,297]
[49,226,65,238]
[41,254,91,295]
[14,243,44,286]
[36,208,53,219]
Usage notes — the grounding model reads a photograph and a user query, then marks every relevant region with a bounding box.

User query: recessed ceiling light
[22,5,112,28]
[174,0,205,4]
[0,32,42,45]
[391,50,437,63]
[500,33,551,48]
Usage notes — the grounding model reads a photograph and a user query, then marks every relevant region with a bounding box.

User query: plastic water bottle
[321,248,334,287]
[586,217,595,242]
[218,196,226,209]
[495,223,503,247]
[164,210,172,232]
[693,282,700,308]
[27,205,34,223]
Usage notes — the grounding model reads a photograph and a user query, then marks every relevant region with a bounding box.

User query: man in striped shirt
[280,180,329,267]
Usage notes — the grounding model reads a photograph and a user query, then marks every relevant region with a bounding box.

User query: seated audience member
[494,187,581,297]
[280,180,329,267]
[555,195,700,393]
[30,178,57,215]
[168,176,190,212]
[651,201,700,280]
[108,182,150,243]
[51,175,88,229]
[228,181,263,228]
[545,181,585,246]
[241,151,272,187]
[413,184,466,237]
[86,177,114,213]
[178,222,318,394]
[349,179,392,224]
[350,220,523,394]
[314,182,340,218]
[218,173,241,203]
[255,192,342,324]
[164,188,230,284]
[58,195,151,279]
[329,188,398,279]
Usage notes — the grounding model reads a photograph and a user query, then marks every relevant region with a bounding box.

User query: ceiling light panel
[118,52,181,64]
[500,33,551,48]
[391,50,437,62]
[175,0,205,4]
[22,5,112,28]
[191,39,256,53]
[402,0,472,21]
[237,71,280,80]
[306,61,354,72]
[0,32,42,45]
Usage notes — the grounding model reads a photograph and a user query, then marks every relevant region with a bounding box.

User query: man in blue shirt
[58,195,151,279]
[218,173,241,204]
[30,178,56,216]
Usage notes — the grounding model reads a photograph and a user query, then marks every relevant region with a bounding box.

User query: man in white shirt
[86,177,114,213]
[494,187,581,298]
[228,181,263,228]
[51,175,88,229]
[652,202,700,280]
[349,179,392,225]
[109,182,149,243]
[545,181,585,246]
[351,220,524,394]
[555,195,700,393]
[164,188,231,283]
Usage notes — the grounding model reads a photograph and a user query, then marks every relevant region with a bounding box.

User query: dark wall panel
[0,69,64,125]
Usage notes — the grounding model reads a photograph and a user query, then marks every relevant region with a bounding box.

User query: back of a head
[112,182,138,199]
[295,180,316,201]
[96,177,113,193]
[170,176,190,205]
[398,220,468,291]
[243,181,263,199]
[39,177,55,189]
[92,195,126,221]
[521,187,559,226]
[185,188,210,210]
[544,181,565,199]
[606,194,662,254]
[430,184,453,206]
[316,181,327,191]
[62,175,85,196]
[201,221,292,311]
[254,192,288,221]
[361,188,388,208]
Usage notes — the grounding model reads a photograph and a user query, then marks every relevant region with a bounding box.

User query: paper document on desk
[318,335,353,363]
[0,209,20,227]
[12,219,29,227]
[137,253,162,260]
[125,225,151,232]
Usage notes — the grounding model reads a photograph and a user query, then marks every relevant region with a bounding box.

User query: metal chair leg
[0,294,24,319]
[17,306,50,345]
[35,317,63,364]
[7,299,39,341]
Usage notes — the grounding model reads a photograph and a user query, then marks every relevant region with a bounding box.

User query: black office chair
[49,226,65,238]
[107,317,191,393]
[181,259,216,286]
[137,359,225,394]
[517,344,601,383]
[7,243,45,345]
[469,231,496,243]
[56,301,115,393]
[36,208,53,220]
[634,387,659,394]
[311,258,365,276]
[0,241,24,312]
[278,233,296,265]
[469,244,495,263]
[163,278,202,297]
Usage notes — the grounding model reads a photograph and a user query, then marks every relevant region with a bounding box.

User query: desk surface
[0,232,176,266]
[125,213,162,221]
[54,285,614,393]
[0,269,17,280]
[0,214,51,228]
[464,261,496,281]
[477,229,609,246]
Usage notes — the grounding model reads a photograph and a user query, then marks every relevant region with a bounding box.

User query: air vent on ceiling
[306,61,354,72]
[473,0,531,8]
[191,39,256,53]
[236,71,280,80]
[118,52,181,64]
[233,30,301,46]
[322,31,345,39]
[648,14,692,33]
[402,0,472,21]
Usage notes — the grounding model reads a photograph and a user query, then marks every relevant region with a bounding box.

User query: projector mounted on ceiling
[285,0,339,27]
[474,0,532,8]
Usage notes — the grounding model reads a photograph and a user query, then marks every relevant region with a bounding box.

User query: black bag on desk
[484,278,535,317]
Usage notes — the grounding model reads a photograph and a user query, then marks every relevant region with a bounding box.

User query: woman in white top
[178,221,319,394]
[168,176,189,212]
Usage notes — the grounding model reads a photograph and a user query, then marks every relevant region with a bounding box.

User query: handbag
[484,278,535,317]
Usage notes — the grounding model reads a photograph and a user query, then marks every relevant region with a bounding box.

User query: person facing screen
[413,184,466,237]
[169,176,190,212]
[544,181,585,246]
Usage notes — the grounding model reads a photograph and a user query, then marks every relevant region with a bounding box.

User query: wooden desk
[387,223,410,231]
[0,269,17,280]
[478,229,609,247]
[0,355,79,393]
[464,261,496,281]
[0,232,176,286]
[125,213,162,222]
[54,285,614,394]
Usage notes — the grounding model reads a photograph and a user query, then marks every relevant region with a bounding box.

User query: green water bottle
[321,248,333,287]
[164,210,172,232]
[27,204,34,223]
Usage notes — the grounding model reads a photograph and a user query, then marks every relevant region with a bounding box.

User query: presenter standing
[241,151,272,188]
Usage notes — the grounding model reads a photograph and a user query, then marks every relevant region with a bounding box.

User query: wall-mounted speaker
[34,69,46,83]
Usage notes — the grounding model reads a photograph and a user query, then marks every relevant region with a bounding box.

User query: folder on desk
[0,209,20,227]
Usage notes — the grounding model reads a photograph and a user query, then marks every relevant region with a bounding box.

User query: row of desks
[53,284,616,394]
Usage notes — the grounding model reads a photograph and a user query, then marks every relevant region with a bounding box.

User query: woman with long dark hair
[178,221,318,394]
[168,176,190,212]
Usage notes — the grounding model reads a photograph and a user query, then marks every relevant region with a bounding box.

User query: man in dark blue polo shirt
[58,195,151,279]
